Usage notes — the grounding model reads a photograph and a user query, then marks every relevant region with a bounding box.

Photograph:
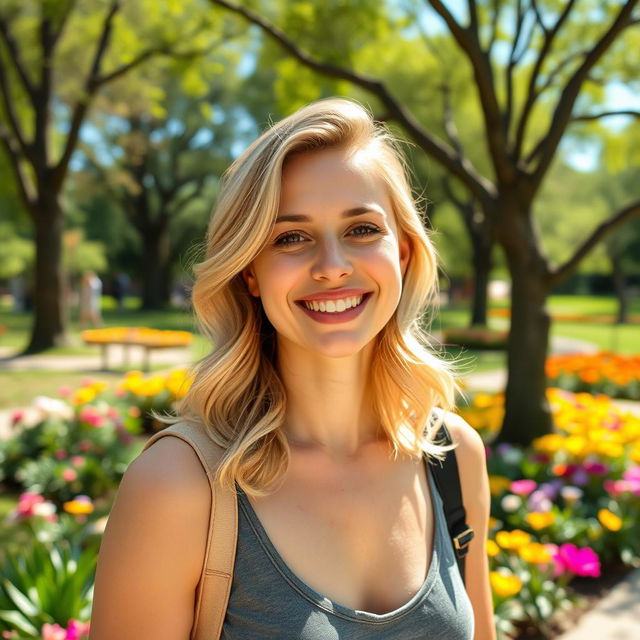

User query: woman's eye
[350,224,381,237]
[274,224,381,247]
[274,232,306,247]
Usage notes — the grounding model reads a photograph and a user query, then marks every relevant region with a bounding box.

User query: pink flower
[78,439,93,453]
[71,456,86,468]
[10,410,25,426]
[552,543,600,577]
[55,450,68,460]
[605,479,640,497]
[511,479,537,495]
[58,386,72,398]
[62,468,78,482]
[78,406,104,427]
[41,623,66,640]
[65,619,91,639]
[16,493,44,518]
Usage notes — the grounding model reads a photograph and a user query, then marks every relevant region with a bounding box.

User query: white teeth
[303,295,364,313]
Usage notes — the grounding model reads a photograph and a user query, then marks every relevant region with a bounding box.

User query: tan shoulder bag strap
[142,423,238,640]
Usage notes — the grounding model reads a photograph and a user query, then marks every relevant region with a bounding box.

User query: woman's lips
[295,292,372,324]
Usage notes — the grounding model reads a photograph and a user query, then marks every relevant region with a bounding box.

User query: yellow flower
[73,387,96,405]
[532,434,564,454]
[525,512,555,530]
[486,540,500,557]
[598,508,623,532]
[495,529,531,550]
[488,475,511,496]
[596,441,624,459]
[63,499,94,515]
[490,571,522,598]
[519,543,552,565]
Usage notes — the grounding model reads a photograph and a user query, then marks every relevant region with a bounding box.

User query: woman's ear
[399,232,412,280]
[242,265,260,297]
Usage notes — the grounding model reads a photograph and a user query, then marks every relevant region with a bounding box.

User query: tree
[0,0,215,351]
[210,0,640,445]
[78,82,239,309]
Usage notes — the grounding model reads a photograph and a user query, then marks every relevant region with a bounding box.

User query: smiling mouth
[295,292,373,313]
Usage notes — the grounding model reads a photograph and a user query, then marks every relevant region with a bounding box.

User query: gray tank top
[221,456,475,639]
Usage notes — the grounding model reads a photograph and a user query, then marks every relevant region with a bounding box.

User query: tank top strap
[141,422,238,640]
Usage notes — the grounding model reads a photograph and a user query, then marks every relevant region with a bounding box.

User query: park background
[0,0,639,638]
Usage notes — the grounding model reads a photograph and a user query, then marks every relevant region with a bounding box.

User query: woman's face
[242,145,411,359]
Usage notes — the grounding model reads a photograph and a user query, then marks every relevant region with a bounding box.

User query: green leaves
[0,536,97,637]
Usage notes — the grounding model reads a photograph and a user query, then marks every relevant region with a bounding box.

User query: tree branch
[572,109,640,121]
[531,0,639,189]
[504,0,525,134]
[210,0,496,205]
[0,55,31,159]
[52,0,120,190]
[0,124,36,209]
[429,0,511,183]
[546,199,640,289]
[513,0,578,161]
[0,16,36,105]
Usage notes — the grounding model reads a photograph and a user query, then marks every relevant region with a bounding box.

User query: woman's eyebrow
[275,205,385,224]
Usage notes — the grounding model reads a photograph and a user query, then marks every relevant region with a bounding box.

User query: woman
[90,98,495,639]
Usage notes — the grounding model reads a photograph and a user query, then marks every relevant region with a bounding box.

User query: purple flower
[538,481,561,500]
[571,467,589,487]
[552,543,600,578]
[528,489,552,513]
[511,479,537,496]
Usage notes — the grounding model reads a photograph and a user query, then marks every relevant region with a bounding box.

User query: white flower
[33,501,57,517]
[501,494,522,513]
[561,486,583,504]
[33,396,72,420]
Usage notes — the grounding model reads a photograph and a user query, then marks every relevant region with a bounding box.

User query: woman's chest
[244,455,435,614]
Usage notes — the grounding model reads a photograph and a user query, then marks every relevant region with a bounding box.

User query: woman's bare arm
[89,437,211,640]
[445,412,497,640]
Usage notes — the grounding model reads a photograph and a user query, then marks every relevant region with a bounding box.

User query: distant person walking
[112,272,129,311]
[79,271,102,328]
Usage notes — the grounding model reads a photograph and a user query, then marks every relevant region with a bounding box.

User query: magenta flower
[583,461,608,475]
[553,543,600,578]
[511,479,537,495]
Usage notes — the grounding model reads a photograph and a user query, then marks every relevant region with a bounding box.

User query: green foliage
[0,532,96,638]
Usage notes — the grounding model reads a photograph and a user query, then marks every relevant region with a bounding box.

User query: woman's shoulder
[432,407,485,460]
[432,407,490,519]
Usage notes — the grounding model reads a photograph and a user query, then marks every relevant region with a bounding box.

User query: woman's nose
[310,238,354,281]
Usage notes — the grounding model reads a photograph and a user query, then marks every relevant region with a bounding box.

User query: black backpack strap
[428,421,475,585]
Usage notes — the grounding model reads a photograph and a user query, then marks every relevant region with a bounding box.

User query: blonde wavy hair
[173,97,467,496]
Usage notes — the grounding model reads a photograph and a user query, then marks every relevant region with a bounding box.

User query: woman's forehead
[279,147,391,213]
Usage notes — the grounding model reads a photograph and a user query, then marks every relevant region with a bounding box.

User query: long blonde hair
[174,98,467,496]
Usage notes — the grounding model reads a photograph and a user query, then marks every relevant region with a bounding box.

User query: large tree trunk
[469,235,492,327]
[610,254,628,325]
[496,206,553,445]
[26,196,66,352]
[140,227,171,310]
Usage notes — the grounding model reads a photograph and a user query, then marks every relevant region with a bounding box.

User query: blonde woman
[90,98,495,639]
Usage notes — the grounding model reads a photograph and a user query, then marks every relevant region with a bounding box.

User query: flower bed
[1,373,639,638]
[547,351,640,400]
